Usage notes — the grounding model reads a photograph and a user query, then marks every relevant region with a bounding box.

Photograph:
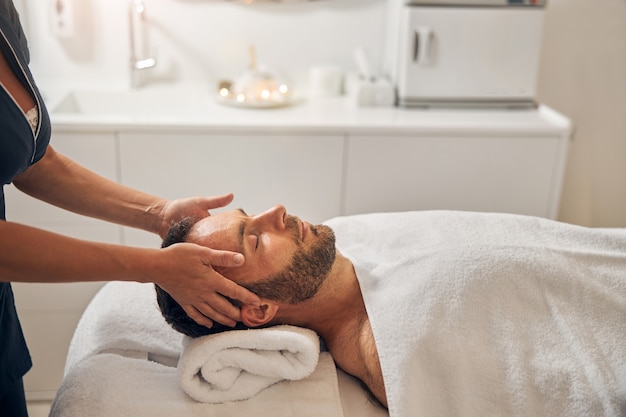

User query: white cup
[309,66,344,97]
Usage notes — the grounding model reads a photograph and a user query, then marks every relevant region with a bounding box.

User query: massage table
[49,280,388,417]
[51,210,626,417]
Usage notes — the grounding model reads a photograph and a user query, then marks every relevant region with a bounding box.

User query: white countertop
[47,85,572,136]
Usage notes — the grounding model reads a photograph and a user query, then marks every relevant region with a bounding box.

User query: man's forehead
[189,210,242,246]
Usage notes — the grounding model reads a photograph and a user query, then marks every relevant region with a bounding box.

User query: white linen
[326,210,626,417]
[52,281,344,417]
[63,280,183,375]
[50,351,341,417]
[178,325,320,403]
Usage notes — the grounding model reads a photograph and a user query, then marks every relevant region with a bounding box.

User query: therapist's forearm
[0,220,158,283]
[12,146,165,234]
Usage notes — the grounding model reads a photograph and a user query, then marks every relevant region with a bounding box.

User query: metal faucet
[129,0,156,87]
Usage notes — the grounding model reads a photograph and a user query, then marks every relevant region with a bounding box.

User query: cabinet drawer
[118,132,345,247]
[345,135,565,218]
[5,132,118,223]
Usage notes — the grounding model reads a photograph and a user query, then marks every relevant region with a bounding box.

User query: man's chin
[311,224,334,239]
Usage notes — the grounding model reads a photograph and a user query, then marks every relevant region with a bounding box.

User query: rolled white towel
[178,325,320,403]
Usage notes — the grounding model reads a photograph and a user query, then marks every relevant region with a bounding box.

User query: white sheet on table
[50,351,342,417]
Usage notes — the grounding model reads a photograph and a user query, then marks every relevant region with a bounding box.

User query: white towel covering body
[325,210,626,417]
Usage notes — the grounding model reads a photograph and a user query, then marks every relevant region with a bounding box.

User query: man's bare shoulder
[357,314,387,408]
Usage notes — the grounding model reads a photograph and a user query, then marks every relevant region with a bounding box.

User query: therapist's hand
[154,193,236,239]
[156,242,260,328]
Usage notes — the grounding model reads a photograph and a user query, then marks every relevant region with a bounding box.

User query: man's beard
[243,218,336,304]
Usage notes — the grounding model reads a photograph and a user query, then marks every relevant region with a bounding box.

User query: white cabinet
[118,132,345,248]
[344,134,567,218]
[7,132,119,400]
[5,131,120,229]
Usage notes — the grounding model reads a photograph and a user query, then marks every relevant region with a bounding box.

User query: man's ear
[241,302,279,327]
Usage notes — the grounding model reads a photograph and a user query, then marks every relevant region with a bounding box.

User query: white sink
[47,85,311,128]
[51,87,209,118]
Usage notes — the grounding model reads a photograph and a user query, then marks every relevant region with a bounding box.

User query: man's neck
[276,252,387,407]
[276,251,364,344]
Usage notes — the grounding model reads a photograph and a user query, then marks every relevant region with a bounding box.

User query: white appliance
[385,0,547,108]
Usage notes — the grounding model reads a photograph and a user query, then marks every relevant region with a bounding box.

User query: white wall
[23,0,386,93]
[537,0,626,227]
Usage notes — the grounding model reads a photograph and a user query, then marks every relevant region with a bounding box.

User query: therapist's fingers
[200,193,235,212]
[179,293,240,329]
[194,248,260,325]
[217,275,262,309]
[192,296,240,328]
[158,243,260,327]
[180,275,251,327]
[183,305,215,329]
[201,249,261,309]
[172,193,235,220]
[156,193,236,238]
[184,299,240,329]
[206,248,246,268]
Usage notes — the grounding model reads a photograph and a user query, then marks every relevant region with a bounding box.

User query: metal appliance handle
[413,27,433,66]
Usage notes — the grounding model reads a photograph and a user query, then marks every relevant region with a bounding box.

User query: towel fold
[178,325,320,403]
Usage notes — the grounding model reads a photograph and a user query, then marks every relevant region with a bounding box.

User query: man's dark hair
[155,217,251,337]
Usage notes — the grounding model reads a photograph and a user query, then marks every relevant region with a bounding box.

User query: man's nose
[256,205,287,229]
